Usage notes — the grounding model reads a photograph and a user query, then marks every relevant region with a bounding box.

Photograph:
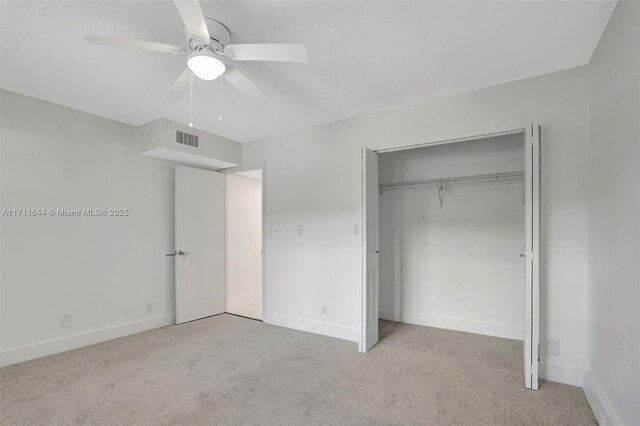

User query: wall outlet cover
[61,314,72,329]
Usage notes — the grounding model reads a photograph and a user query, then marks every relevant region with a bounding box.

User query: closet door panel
[524,123,541,390]
[362,147,379,352]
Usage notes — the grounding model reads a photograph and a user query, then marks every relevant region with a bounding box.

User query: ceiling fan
[85,0,308,108]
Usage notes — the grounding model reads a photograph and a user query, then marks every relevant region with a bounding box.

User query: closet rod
[379,170,524,192]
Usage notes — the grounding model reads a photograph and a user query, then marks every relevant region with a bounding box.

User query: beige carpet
[1,314,595,425]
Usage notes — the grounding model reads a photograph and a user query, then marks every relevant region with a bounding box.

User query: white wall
[226,173,263,320]
[584,2,640,425]
[244,66,591,386]
[0,90,241,366]
[379,134,525,340]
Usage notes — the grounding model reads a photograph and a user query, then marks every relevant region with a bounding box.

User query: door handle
[166,250,189,258]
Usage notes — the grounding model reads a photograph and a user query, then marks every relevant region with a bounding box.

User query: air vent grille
[176,130,199,148]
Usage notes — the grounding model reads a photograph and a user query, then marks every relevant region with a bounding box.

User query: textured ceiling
[1,1,615,142]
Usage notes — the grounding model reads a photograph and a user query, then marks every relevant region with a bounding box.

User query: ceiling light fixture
[187,50,226,81]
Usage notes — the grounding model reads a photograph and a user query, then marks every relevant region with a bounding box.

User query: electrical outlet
[546,339,560,356]
[353,224,360,235]
[322,306,328,316]
[61,314,72,329]
[145,302,153,313]
[296,225,303,236]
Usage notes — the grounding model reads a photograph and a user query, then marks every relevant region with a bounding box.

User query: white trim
[360,147,366,352]
[374,128,526,154]
[539,362,584,387]
[379,310,524,341]
[524,122,541,390]
[261,165,267,322]
[225,173,230,312]
[0,314,175,367]
[583,370,624,426]
[218,162,265,175]
[264,312,360,342]
[360,147,372,352]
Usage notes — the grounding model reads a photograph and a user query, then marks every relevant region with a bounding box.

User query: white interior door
[175,165,225,324]
[524,123,541,389]
[361,147,379,352]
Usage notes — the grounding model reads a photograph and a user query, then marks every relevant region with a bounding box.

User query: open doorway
[173,164,265,325]
[361,126,541,390]
[224,167,264,320]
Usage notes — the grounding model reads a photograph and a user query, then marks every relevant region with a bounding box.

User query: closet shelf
[379,170,524,192]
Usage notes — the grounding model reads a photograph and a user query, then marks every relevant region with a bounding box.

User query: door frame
[361,125,540,389]
[219,163,267,320]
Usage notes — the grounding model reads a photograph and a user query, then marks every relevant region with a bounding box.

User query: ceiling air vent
[176,130,199,149]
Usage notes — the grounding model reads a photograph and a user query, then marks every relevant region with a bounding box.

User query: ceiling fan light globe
[187,51,226,81]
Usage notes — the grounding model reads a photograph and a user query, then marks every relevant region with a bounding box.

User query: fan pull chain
[188,72,194,128]
[218,76,223,121]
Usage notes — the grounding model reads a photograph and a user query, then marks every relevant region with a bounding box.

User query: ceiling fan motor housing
[186,18,231,54]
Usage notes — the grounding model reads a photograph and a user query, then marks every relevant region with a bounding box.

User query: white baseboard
[583,370,623,426]
[1,311,589,397]
[264,312,360,342]
[379,310,523,341]
[539,362,584,387]
[0,314,175,367]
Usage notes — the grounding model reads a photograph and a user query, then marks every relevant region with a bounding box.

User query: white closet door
[175,165,225,324]
[524,124,541,389]
[361,147,379,352]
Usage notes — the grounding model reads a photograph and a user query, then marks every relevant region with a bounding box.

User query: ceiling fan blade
[163,68,192,103]
[223,66,272,107]
[224,44,309,63]
[84,35,184,54]
[173,1,210,42]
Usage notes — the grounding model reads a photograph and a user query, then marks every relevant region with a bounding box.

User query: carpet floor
[1,314,595,425]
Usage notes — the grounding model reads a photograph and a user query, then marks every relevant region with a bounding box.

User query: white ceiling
[1,1,615,143]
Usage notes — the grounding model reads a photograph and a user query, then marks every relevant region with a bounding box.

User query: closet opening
[379,132,525,339]
[361,126,541,389]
